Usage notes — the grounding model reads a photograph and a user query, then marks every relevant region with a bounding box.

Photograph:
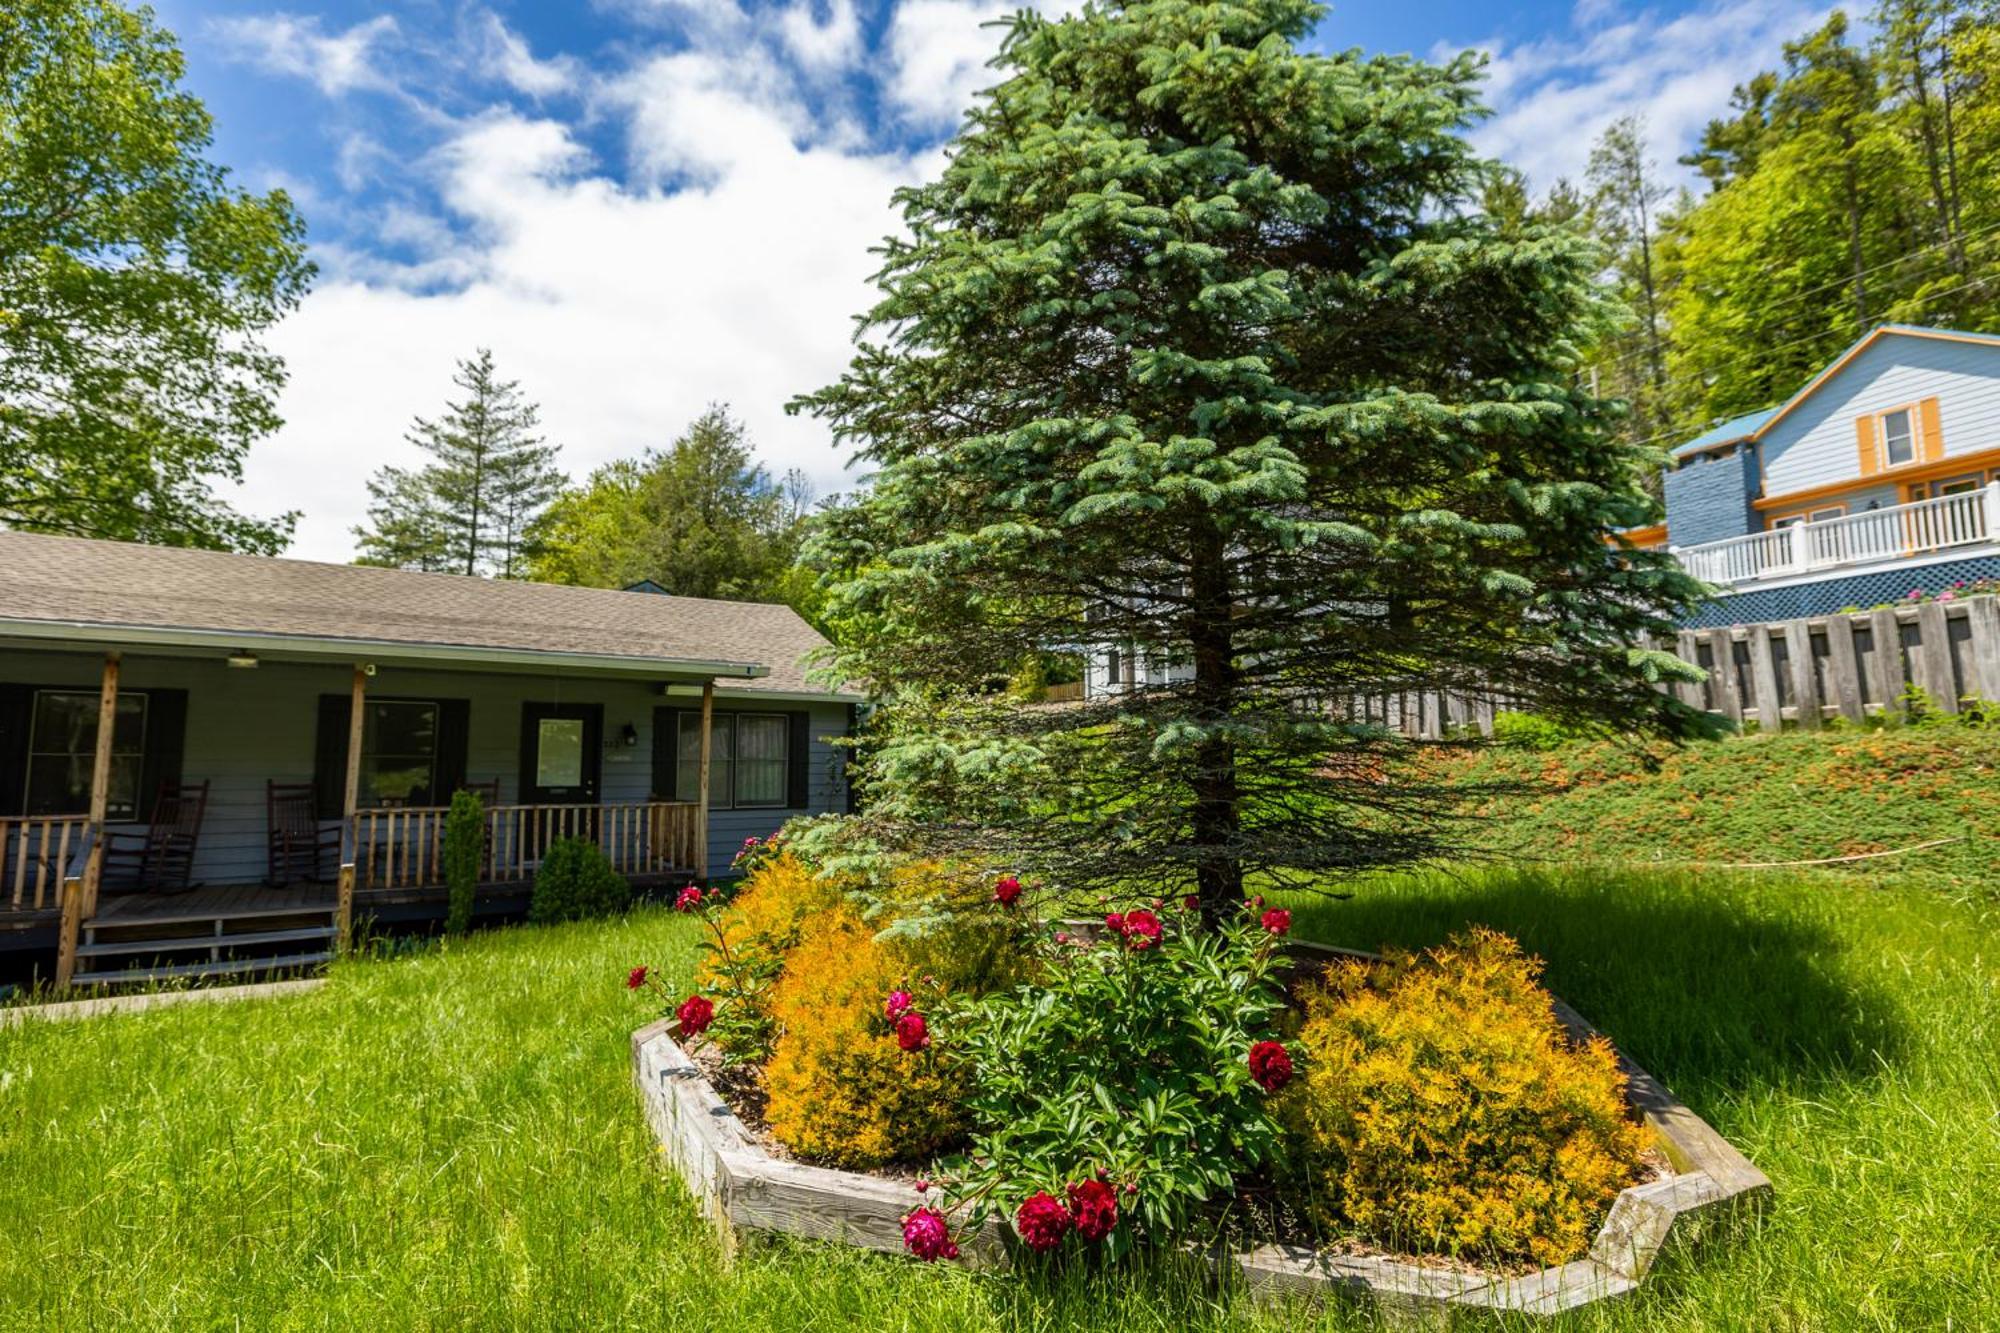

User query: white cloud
[210,12,401,97]
[1455,0,1829,191]
[470,10,578,97]
[884,0,1019,126]
[779,0,864,72]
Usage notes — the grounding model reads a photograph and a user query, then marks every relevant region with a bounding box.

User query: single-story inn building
[0,531,860,988]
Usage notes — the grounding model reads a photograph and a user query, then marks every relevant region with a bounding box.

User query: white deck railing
[1676,482,2000,588]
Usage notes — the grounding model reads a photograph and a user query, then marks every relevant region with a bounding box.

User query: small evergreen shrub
[528,836,631,923]
[1280,929,1645,1268]
[761,904,968,1169]
[1491,711,1599,751]
[440,789,485,936]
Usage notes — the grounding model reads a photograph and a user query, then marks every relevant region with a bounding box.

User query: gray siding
[0,647,847,887]
[1760,335,2000,498]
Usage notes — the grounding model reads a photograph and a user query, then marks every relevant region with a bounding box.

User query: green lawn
[1,865,1995,1330]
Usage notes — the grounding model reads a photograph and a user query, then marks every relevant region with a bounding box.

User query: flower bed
[628,851,1768,1316]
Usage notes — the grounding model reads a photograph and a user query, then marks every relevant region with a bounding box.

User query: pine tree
[796,0,1705,917]
[1585,117,1674,449]
[353,349,563,576]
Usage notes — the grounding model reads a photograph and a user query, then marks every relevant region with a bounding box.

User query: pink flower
[914,1179,930,1194]
[742,836,760,848]
[895,1011,930,1052]
[1104,912,1125,934]
[993,875,1022,906]
[626,965,649,990]
[674,885,703,912]
[677,994,715,1037]
[1941,591,1957,601]
[884,989,914,1021]
[1909,589,1924,599]
[902,1206,957,1262]
[1182,894,1200,912]
[1066,1178,1119,1241]
[1014,1191,1073,1251]
[1249,1040,1293,1093]
[1053,931,1070,945]
[1120,909,1162,950]
[1261,908,1291,937]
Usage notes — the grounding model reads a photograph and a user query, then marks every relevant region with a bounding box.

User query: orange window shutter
[1919,396,1944,461]
[1856,416,1878,476]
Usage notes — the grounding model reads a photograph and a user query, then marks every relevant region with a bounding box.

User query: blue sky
[146,0,1831,559]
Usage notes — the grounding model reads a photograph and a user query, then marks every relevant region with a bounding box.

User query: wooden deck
[91,884,337,924]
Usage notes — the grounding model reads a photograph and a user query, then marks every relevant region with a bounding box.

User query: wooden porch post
[340,665,368,863]
[696,680,714,883]
[57,652,120,987]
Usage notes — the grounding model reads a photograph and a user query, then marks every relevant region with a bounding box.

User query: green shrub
[441,789,485,936]
[528,836,631,923]
[1490,711,1598,751]
[1279,929,1646,1268]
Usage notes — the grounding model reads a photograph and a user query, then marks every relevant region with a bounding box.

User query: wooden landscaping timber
[1822,614,1866,722]
[1869,608,1906,715]
[696,680,714,882]
[1746,627,1783,729]
[1781,619,1819,729]
[54,875,83,989]
[341,664,368,862]
[1914,601,1956,710]
[335,861,355,956]
[1971,595,2000,703]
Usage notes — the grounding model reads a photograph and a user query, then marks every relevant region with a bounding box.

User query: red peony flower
[677,994,715,1037]
[1120,909,1162,950]
[884,989,914,1021]
[1248,1040,1294,1092]
[674,885,703,912]
[1014,1191,1073,1251]
[1183,894,1200,912]
[993,875,1022,906]
[1066,1178,1119,1242]
[1260,908,1291,936]
[1104,912,1124,934]
[626,965,649,990]
[895,1011,930,1052]
[902,1206,956,1261]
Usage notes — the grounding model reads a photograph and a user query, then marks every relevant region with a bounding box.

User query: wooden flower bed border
[629,941,1770,1318]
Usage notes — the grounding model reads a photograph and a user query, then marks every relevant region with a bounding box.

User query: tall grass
[1,864,1994,1329]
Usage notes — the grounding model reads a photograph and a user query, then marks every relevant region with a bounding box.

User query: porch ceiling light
[226,650,259,669]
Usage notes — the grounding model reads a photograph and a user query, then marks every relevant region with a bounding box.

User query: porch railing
[353,801,702,892]
[1677,482,2000,588]
[2,815,89,911]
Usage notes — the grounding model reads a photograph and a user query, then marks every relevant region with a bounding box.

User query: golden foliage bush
[1281,929,1646,1268]
[762,903,968,1169]
[697,852,841,984]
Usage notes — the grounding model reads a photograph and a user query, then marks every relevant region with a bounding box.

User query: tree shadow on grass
[1287,865,1911,1103]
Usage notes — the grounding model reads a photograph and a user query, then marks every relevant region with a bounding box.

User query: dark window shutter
[787,711,811,809]
[138,689,188,820]
[435,699,470,798]
[314,693,350,820]
[0,683,32,816]
[651,706,684,801]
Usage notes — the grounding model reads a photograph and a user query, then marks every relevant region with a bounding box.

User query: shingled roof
[0,531,852,699]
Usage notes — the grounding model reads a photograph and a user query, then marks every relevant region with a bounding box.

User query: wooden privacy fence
[1364,596,2000,739]
[353,800,702,891]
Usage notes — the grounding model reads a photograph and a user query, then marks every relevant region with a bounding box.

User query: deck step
[71,951,333,988]
[75,926,336,958]
[87,900,338,930]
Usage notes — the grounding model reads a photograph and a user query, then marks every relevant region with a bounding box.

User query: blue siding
[1760,335,2000,498]
[1664,445,1759,546]
[1680,554,2000,627]
[0,648,848,887]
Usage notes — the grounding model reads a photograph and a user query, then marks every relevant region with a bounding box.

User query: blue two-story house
[1659,325,2000,627]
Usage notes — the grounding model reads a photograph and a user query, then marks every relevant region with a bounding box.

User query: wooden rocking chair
[267,781,340,885]
[99,781,210,895]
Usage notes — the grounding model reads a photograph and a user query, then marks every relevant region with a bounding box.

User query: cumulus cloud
[210,12,401,97]
[1453,0,1828,191]
[471,10,578,98]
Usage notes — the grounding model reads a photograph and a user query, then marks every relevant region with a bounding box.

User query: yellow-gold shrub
[761,903,968,1168]
[1281,929,1646,1268]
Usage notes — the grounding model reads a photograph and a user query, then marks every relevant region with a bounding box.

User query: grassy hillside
[1433,726,2000,890]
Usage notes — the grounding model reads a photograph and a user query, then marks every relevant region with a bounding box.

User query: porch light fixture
[226,650,259,669]
[619,722,639,748]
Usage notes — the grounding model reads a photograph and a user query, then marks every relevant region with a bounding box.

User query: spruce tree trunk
[1188,526,1243,918]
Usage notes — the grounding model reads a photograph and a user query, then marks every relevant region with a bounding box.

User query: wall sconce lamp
[619,722,640,749]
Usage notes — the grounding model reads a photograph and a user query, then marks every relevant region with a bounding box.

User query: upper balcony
[1674,482,2000,590]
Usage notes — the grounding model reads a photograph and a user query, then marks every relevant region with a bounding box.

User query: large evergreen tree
[1,0,311,551]
[797,0,1705,915]
[353,349,563,577]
